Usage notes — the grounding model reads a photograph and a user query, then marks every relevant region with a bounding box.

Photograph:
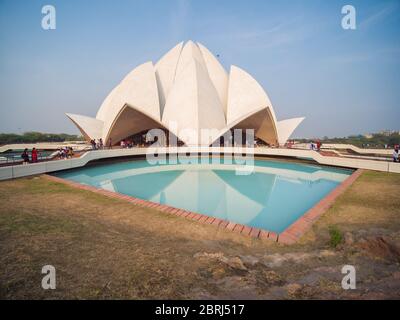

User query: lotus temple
[2,1,400,301]
[66,41,304,147]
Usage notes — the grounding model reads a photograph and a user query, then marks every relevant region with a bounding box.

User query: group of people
[120,139,137,149]
[310,140,322,151]
[58,146,74,159]
[89,138,112,150]
[20,147,75,164]
[393,145,400,162]
[21,148,38,164]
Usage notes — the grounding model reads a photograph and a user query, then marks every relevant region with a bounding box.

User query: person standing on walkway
[67,147,74,158]
[393,148,399,162]
[316,140,321,151]
[21,148,29,164]
[31,148,38,163]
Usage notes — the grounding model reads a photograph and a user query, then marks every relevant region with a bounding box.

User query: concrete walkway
[0,142,89,153]
[320,143,393,156]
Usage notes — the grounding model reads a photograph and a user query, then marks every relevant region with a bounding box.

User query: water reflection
[56,161,351,233]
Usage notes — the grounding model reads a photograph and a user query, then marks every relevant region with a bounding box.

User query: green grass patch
[359,170,400,184]
[0,210,86,236]
[328,225,343,248]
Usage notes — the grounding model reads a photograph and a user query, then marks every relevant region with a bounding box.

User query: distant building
[378,130,399,136]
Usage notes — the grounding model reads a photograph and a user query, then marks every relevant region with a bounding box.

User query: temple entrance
[116,128,185,148]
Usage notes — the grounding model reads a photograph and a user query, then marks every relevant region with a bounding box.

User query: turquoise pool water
[54,158,352,233]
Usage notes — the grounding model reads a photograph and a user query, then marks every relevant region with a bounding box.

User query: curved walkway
[321,143,393,156]
[0,142,89,153]
[0,146,399,180]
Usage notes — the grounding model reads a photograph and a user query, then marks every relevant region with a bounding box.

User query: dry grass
[0,170,399,299]
[300,171,400,245]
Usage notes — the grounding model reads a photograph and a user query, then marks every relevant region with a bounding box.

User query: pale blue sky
[0,0,399,138]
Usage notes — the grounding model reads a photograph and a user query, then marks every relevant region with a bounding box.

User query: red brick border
[43,168,363,244]
[278,169,364,244]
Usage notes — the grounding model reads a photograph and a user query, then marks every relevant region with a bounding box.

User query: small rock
[357,236,400,262]
[344,232,354,245]
[222,257,247,271]
[212,266,227,279]
[193,252,225,260]
[262,254,287,268]
[262,270,283,285]
[239,255,259,267]
[194,252,247,271]
[319,250,336,258]
[286,283,302,297]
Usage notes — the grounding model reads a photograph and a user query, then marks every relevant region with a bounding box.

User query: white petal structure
[277,117,306,145]
[65,113,104,141]
[95,86,120,122]
[101,61,161,144]
[155,42,183,115]
[174,41,206,79]
[67,41,304,146]
[225,65,280,145]
[197,42,229,116]
[162,59,226,146]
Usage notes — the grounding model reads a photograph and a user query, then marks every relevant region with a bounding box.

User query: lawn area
[0,170,399,299]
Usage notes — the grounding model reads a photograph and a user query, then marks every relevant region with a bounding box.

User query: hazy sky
[0,0,399,138]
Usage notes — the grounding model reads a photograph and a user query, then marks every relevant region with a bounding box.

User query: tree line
[296,132,400,148]
[0,132,84,145]
[1,131,398,149]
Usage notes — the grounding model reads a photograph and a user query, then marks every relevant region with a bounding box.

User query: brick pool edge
[43,168,363,244]
[278,168,363,244]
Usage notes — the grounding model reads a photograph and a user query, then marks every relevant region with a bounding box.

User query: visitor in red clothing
[31,148,38,163]
[316,140,321,151]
